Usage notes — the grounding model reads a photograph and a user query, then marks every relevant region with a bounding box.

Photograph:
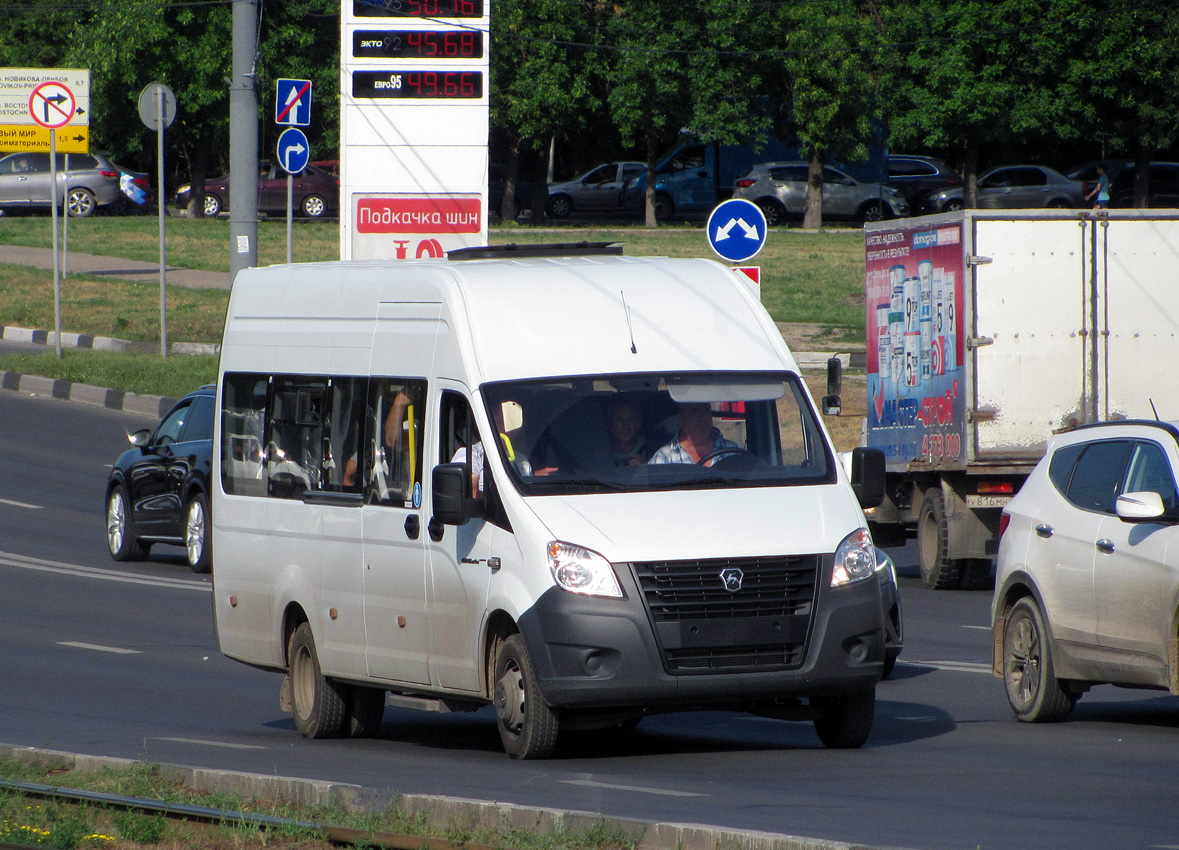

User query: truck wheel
[813,689,874,748]
[288,623,346,738]
[917,489,965,589]
[1003,598,1076,722]
[493,633,559,759]
[343,685,386,738]
[653,193,675,221]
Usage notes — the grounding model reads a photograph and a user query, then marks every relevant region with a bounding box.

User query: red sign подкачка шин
[356,197,481,233]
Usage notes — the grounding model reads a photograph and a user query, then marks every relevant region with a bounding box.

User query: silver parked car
[545,161,646,218]
[921,164,1086,214]
[732,162,908,225]
[0,150,122,216]
[993,420,1179,722]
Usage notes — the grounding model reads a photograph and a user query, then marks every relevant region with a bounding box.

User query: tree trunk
[501,134,522,222]
[186,121,214,218]
[962,141,980,208]
[645,135,659,227]
[530,143,551,224]
[1133,144,1152,208]
[803,152,823,230]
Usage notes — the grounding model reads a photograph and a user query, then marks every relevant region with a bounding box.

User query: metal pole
[287,172,293,264]
[50,134,62,360]
[62,153,69,279]
[157,87,168,358]
[229,0,259,286]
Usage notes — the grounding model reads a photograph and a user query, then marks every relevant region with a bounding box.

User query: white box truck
[211,243,889,758]
[858,210,1179,589]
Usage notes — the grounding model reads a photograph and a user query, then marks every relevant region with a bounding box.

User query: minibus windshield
[481,372,835,495]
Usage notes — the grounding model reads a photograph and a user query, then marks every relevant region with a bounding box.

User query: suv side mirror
[850,447,886,509]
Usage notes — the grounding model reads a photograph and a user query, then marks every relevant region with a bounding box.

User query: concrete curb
[0,369,175,418]
[0,324,220,357]
[0,743,895,850]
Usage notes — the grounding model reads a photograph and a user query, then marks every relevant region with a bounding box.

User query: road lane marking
[58,641,141,655]
[905,660,992,674]
[960,625,990,630]
[0,550,209,592]
[0,498,43,509]
[154,737,266,751]
[560,780,706,798]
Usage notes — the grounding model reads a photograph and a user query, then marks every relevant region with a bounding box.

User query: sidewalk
[3,245,231,290]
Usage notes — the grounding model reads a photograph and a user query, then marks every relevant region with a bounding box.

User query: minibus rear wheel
[493,634,559,759]
[288,623,346,738]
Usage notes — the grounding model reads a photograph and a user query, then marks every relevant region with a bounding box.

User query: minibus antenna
[621,291,637,353]
[1150,398,1160,421]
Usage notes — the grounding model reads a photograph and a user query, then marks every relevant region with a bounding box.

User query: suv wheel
[67,188,96,217]
[1003,597,1076,722]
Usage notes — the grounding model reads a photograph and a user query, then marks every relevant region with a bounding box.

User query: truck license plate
[966,494,1011,508]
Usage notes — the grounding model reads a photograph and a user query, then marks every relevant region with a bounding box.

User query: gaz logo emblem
[720,568,744,592]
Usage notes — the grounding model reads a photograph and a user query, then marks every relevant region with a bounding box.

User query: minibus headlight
[831,528,876,587]
[547,541,623,598]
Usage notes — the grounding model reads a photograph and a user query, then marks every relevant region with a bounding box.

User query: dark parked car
[174,161,339,218]
[886,154,962,207]
[488,162,533,218]
[106,385,215,573]
[920,164,1086,214]
[0,150,121,217]
[1107,162,1179,208]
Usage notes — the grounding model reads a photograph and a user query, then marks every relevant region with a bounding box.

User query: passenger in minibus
[607,396,650,467]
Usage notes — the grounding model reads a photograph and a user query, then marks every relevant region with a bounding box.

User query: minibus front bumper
[517,555,885,709]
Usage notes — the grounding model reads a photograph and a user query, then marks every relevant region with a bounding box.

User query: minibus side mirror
[432,463,471,525]
[850,447,886,509]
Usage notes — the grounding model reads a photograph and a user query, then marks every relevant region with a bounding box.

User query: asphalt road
[2,390,1178,850]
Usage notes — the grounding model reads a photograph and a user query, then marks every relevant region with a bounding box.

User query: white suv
[993,421,1179,722]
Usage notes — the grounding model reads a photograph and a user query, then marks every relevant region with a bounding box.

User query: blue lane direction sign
[277,127,310,175]
[275,78,312,126]
[706,198,768,264]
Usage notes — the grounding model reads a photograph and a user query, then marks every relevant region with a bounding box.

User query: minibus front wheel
[288,623,347,738]
[493,634,559,759]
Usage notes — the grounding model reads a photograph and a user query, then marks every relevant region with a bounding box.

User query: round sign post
[140,82,177,357]
[29,81,77,360]
[706,198,768,264]
[277,128,311,264]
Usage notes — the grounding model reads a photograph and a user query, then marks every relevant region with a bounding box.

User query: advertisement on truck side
[864,222,967,467]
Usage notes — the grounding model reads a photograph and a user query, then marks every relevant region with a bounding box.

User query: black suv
[105,385,215,572]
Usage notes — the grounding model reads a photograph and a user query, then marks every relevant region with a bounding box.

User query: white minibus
[212,243,887,758]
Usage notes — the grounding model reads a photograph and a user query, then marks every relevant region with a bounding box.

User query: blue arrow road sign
[275,78,312,126]
[706,198,768,263]
[277,127,310,175]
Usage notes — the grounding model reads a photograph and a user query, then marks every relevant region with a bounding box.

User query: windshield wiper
[522,477,633,492]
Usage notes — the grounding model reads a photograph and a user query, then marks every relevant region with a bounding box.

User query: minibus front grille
[633,555,818,620]
[632,555,820,675]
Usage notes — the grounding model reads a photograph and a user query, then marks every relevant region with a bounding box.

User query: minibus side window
[364,378,427,507]
[268,378,328,498]
[221,372,268,497]
[438,391,510,530]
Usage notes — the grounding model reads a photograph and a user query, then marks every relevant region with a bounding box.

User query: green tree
[606,0,768,226]
[490,0,598,222]
[774,0,880,228]
[1057,0,1179,206]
